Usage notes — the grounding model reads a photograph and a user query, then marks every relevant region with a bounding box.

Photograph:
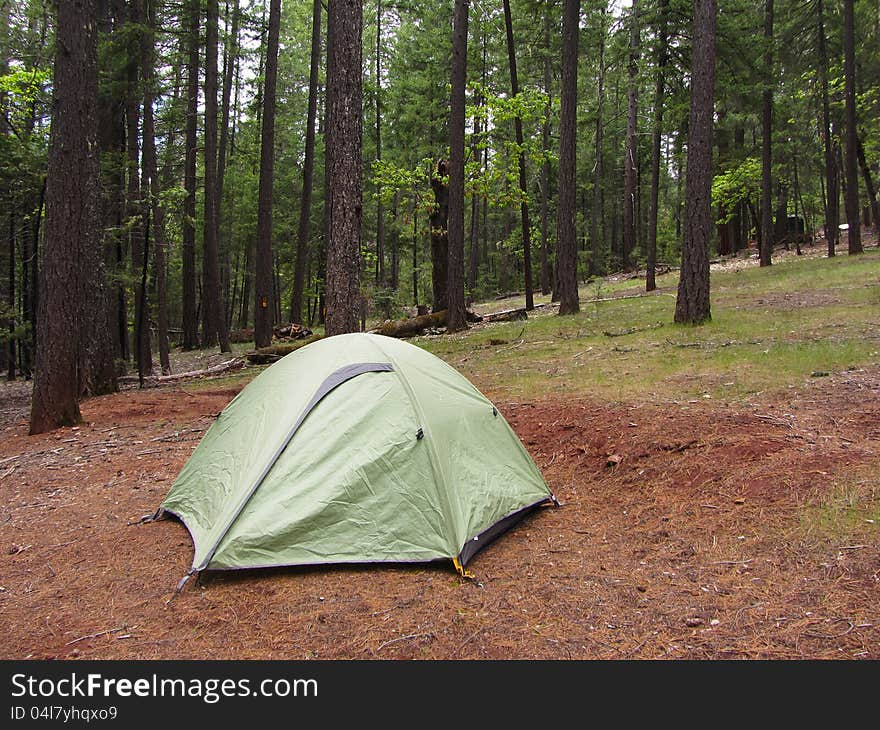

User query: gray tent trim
[191,361,395,573]
[457,497,553,566]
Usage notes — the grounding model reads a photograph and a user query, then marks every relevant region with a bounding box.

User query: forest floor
[1,236,879,659]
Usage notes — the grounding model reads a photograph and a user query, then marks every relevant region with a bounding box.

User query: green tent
[157,333,555,583]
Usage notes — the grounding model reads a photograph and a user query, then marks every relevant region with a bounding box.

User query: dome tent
[157,333,556,585]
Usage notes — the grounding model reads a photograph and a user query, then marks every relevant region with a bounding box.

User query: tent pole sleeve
[195,362,394,572]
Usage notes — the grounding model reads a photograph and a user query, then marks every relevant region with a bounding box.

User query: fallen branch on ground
[603,322,664,337]
[118,359,245,384]
[65,626,134,646]
[246,334,324,364]
[482,307,528,323]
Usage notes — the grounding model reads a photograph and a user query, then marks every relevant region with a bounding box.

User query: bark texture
[445,0,469,333]
[674,0,716,325]
[254,0,281,348]
[31,0,117,434]
[556,0,580,315]
[324,0,363,336]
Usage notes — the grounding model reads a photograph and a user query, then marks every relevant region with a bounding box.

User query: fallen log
[374,310,448,338]
[246,334,323,364]
[372,309,483,339]
[117,358,245,385]
[603,322,664,337]
[482,307,528,323]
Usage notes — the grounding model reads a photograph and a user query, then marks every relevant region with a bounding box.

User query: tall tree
[843,0,861,254]
[217,0,241,325]
[502,0,533,310]
[556,0,580,315]
[97,0,128,364]
[140,0,169,374]
[254,0,281,348]
[446,0,469,332]
[759,0,773,267]
[375,0,385,286]
[816,0,838,257]
[324,0,363,336]
[31,0,117,434]
[202,0,231,350]
[674,0,716,325]
[590,4,607,279]
[290,0,322,324]
[2,6,13,380]
[466,63,482,297]
[539,9,552,295]
[181,0,199,349]
[623,0,639,270]
[127,0,152,376]
[646,0,669,292]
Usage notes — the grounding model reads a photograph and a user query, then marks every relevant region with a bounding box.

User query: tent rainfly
[155,333,556,586]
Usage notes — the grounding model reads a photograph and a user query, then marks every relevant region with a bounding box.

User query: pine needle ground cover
[1,246,878,659]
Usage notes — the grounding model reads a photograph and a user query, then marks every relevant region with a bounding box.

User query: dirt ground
[1,363,878,660]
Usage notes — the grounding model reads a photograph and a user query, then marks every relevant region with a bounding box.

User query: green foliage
[712,158,761,223]
[0,303,30,345]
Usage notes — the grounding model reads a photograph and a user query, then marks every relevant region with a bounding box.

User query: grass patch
[798,465,880,541]
[419,249,880,401]
[162,249,880,403]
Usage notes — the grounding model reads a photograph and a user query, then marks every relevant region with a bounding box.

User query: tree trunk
[773,183,788,247]
[843,0,861,254]
[590,6,607,280]
[0,0,10,378]
[125,1,149,371]
[181,0,199,349]
[540,9,552,295]
[556,0,580,315]
[6,210,15,380]
[31,0,117,434]
[792,146,804,254]
[202,0,231,350]
[324,0,363,336]
[466,76,481,297]
[446,0,469,333]
[217,0,241,322]
[467,165,479,299]
[97,0,127,364]
[759,0,773,267]
[816,0,838,256]
[502,0,533,311]
[290,0,322,324]
[390,190,399,289]
[646,0,669,291]
[253,0,280,348]
[623,1,639,271]
[374,0,385,286]
[430,160,449,312]
[140,0,169,374]
[22,181,44,378]
[412,203,419,305]
[674,0,716,325]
